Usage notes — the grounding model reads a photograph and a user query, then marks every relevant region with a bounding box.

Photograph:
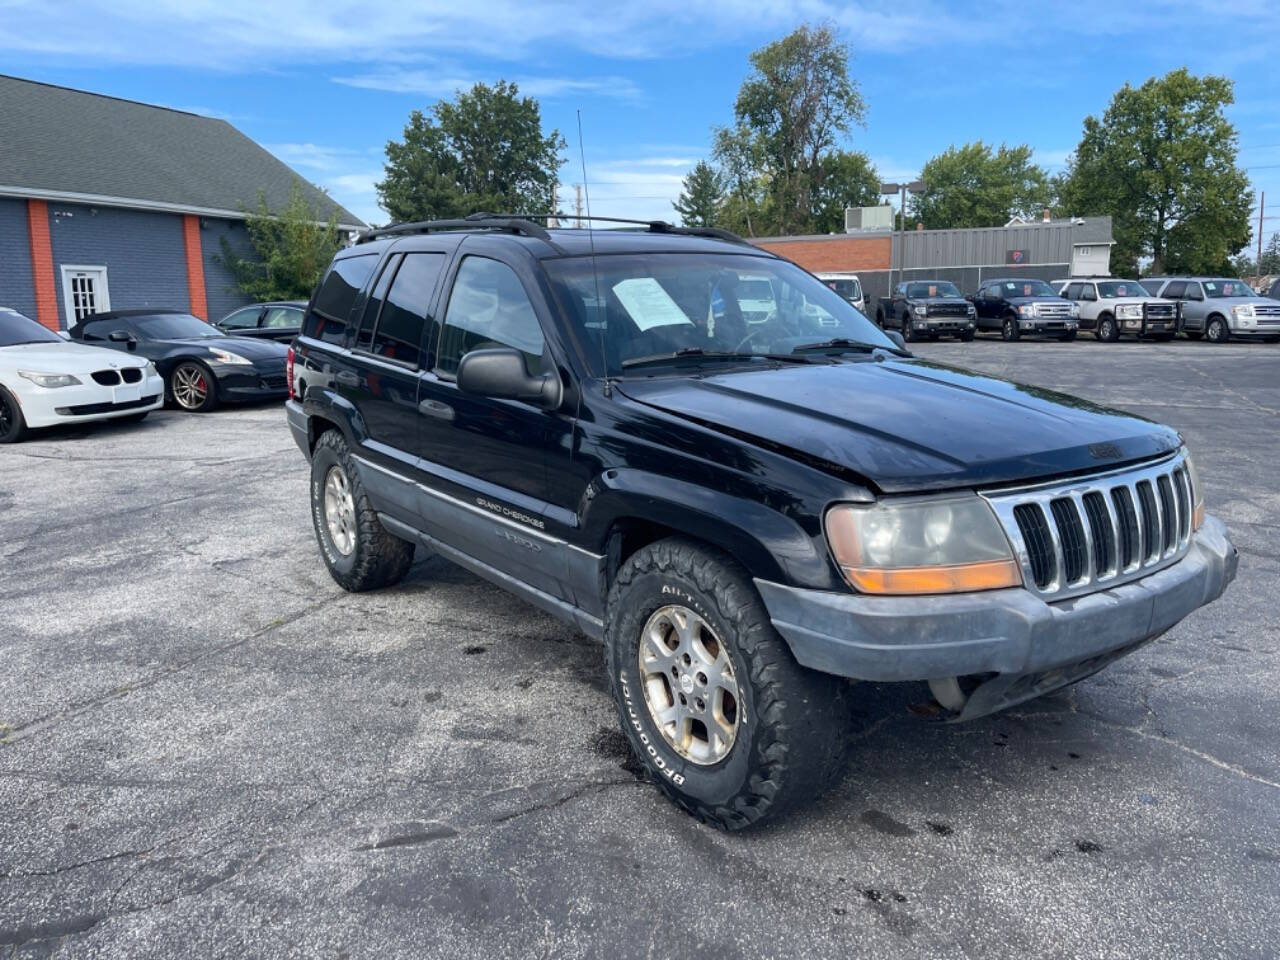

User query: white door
[60,265,111,329]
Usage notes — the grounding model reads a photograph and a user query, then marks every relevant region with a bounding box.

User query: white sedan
[0,307,164,443]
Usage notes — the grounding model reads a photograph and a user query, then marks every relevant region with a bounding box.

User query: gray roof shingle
[0,75,365,228]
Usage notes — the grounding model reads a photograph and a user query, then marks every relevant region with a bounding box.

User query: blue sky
[1,0,1277,248]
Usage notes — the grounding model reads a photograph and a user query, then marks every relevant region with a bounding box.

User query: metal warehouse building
[754,215,1114,302]
[0,75,364,332]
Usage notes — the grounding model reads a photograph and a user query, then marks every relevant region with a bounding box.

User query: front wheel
[0,386,28,443]
[310,430,415,591]
[605,539,849,831]
[1206,317,1230,343]
[1097,315,1119,342]
[169,361,218,412]
[1002,316,1020,342]
[902,316,919,342]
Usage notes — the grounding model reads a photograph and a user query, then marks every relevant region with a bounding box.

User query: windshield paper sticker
[612,278,695,331]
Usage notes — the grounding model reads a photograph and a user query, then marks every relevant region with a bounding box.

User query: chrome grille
[1035,302,1073,318]
[1144,302,1175,319]
[982,451,1194,600]
[1255,304,1280,321]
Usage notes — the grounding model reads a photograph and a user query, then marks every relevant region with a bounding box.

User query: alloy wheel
[172,363,210,410]
[1208,318,1227,343]
[323,465,357,556]
[638,604,740,765]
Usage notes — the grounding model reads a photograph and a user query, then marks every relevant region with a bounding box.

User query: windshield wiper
[621,348,814,370]
[790,338,893,355]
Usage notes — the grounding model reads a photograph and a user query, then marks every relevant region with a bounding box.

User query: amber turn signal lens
[841,559,1023,595]
[1192,502,1205,531]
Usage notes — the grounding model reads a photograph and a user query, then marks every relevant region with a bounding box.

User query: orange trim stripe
[182,214,208,320]
[26,200,59,331]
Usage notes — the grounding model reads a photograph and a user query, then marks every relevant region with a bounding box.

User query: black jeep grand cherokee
[286,215,1236,830]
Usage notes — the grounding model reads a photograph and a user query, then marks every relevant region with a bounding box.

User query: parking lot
[1,337,1278,959]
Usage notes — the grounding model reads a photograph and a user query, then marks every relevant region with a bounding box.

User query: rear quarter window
[305,254,379,345]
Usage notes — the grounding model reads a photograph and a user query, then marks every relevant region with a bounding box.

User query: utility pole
[879,179,927,296]
[550,182,559,228]
[574,184,583,228]
[1259,192,1266,278]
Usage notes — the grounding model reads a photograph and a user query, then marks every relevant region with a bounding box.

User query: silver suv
[1056,277,1177,342]
[1146,277,1280,343]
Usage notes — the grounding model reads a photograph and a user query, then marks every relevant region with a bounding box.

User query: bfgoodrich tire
[605,538,850,831]
[310,429,415,592]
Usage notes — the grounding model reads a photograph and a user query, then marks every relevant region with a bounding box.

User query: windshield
[0,308,62,347]
[824,278,862,301]
[906,281,961,298]
[133,314,222,339]
[543,253,895,376]
[1204,279,1256,299]
[999,280,1058,297]
[1097,281,1145,298]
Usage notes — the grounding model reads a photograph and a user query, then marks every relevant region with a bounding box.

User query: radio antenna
[577,110,611,397]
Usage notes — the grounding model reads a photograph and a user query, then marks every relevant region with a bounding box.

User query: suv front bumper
[755,515,1236,713]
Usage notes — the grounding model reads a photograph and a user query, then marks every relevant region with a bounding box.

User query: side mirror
[108,329,138,351]
[885,330,908,351]
[456,348,562,410]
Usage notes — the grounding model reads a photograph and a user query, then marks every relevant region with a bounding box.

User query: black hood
[616,358,1180,493]
[153,336,288,361]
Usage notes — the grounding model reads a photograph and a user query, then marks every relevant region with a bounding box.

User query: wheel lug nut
[696,672,707,686]
[678,693,687,706]
[695,698,705,711]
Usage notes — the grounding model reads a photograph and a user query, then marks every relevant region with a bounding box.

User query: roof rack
[355,213,567,253]
[355,212,749,251]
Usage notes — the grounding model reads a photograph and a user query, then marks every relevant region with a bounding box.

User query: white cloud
[333,68,642,103]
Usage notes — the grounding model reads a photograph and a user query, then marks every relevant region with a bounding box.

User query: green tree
[711,125,767,237]
[217,181,343,302]
[672,160,725,227]
[377,80,565,222]
[812,150,880,233]
[715,23,866,235]
[910,142,1051,229]
[1057,68,1251,276]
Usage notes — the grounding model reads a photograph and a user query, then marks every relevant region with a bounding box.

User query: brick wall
[754,234,892,273]
[0,198,37,321]
[47,202,190,327]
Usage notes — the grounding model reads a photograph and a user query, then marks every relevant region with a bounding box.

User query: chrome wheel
[323,465,357,556]
[172,363,210,410]
[638,605,740,765]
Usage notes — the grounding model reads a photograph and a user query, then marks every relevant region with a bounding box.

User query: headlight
[825,496,1021,595]
[1018,304,1035,317]
[144,361,158,376]
[967,303,976,315]
[912,305,928,317]
[210,349,251,365]
[18,371,81,388]
[1232,304,1255,319]
[1185,452,1205,531]
[1116,303,1143,319]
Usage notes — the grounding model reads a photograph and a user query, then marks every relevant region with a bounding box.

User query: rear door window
[369,253,446,368]
[1161,281,1184,299]
[436,257,545,377]
[220,306,261,329]
[264,306,303,329]
[306,254,378,345]
[354,254,401,352]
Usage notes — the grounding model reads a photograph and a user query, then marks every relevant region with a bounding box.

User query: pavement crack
[487,777,642,825]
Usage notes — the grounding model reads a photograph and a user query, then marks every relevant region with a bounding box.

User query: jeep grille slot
[982,451,1193,601]
[1013,503,1055,588]
[1049,498,1087,584]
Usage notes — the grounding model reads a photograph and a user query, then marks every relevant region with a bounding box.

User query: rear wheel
[310,430,415,591]
[605,539,849,831]
[0,386,28,444]
[169,361,218,412]
[1002,316,1020,342]
[1206,316,1230,343]
[1097,314,1119,342]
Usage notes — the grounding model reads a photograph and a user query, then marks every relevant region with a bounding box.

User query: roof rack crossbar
[509,213,749,246]
[355,213,567,253]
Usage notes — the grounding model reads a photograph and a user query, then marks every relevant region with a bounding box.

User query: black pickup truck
[875,279,977,342]
[286,216,1237,830]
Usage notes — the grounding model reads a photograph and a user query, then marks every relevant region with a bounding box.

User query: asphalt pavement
[1,335,1277,959]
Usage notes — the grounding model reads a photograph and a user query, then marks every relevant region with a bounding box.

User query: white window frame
[59,265,112,329]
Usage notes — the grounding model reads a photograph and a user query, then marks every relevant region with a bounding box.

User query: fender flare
[300,386,369,452]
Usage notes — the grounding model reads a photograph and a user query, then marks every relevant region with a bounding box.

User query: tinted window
[220,307,261,329]
[1063,283,1081,300]
[134,314,221,339]
[308,254,378,345]
[77,318,118,341]
[1184,282,1204,301]
[354,254,401,352]
[1161,281,1184,299]
[0,308,61,346]
[906,281,961,298]
[370,253,445,368]
[1139,279,1166,296]
[438,257,545,377]
[264,306,303,329]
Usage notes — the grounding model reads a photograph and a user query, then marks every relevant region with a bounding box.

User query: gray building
[0,74,364,331]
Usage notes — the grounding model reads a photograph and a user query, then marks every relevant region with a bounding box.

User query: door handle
[418,398,455,421]
[334,370,359,387]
